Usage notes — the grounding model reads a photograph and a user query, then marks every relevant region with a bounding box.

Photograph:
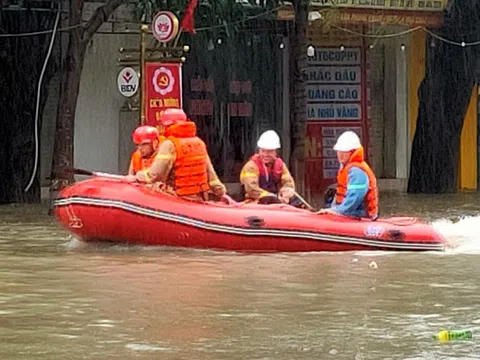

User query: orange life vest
[166,122,210,196]
[130,151,156,175]
[129,135,165,175]
[334,146,378,219]
[250,154,284,194]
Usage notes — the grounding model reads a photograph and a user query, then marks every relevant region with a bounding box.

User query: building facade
[279,0,477,196]
[38,0,478,199]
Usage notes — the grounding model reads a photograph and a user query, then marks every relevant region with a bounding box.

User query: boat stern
[371,217,447,251]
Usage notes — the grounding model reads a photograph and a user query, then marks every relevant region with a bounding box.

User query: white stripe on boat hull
[54,197,445,251]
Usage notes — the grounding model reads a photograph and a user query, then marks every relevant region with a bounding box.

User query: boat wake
[59,235,218,254]
[432,215,480,254]
[60,235,89,250]
[59,235,156,252]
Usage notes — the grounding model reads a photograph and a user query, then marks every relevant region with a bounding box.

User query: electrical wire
[3,6,480,48]
[24,1,61,193]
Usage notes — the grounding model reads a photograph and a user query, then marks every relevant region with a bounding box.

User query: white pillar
[383,41,397,178]
[282,36,291,163]
[395,37,409,179]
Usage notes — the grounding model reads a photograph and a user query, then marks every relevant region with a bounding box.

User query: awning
[278,0,448,28]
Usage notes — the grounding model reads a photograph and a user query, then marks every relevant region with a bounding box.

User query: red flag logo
[180,0,198,34]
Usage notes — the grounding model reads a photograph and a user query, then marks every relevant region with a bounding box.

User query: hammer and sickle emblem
[158,75,169,87]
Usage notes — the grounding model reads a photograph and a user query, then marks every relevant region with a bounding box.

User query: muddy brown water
[1,192,480,359]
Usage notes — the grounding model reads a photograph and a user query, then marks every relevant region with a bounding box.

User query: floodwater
[1,192,480,359]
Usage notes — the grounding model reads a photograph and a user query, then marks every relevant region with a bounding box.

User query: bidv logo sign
[117,67,139,97]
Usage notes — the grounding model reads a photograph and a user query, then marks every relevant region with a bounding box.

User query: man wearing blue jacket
[318,131,378,219]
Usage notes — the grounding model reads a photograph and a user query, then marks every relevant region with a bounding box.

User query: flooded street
[1,193,480,359]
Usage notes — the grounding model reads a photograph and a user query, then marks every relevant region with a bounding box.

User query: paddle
[257,191,317,212]
[58,167,126,180]
[293,191,316,212]
[56,170,242,204]
[54,168,323,212]
[292,191,339,215]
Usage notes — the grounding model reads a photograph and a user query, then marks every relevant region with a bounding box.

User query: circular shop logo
[152,11,179,43]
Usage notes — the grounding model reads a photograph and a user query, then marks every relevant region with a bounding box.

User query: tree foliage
[51,0,281,189]
[135,0,277,41]
[51,0,128,187]
[408,0,480,193]
[0,9,58,203]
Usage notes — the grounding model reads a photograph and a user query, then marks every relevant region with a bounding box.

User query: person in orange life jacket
[124,109,227,200]
[128,125,161,175]
[240,130,296,204]
[317,131,379,219]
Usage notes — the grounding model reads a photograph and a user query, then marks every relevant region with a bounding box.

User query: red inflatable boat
[53,177,446,252]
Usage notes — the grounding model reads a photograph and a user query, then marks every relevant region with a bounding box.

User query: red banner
[145,62,183,127]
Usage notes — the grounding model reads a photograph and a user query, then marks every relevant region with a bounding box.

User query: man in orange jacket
[240,130,297,205]
[127,125,161,175]
[124,109,226,201]
[317,131,378,219]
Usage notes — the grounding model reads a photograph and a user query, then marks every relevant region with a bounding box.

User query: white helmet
[257,130,281,150]
[333,131,362,152]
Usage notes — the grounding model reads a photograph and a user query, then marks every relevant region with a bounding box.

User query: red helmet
[159,108,187,127]
[132,125,160,145]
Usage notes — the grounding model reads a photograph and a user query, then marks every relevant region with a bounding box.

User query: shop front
[279,0,460,196]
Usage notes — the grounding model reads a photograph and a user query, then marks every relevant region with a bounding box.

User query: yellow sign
[335,11,443,26]
[310,0,447,11]
[277,7,443,27]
